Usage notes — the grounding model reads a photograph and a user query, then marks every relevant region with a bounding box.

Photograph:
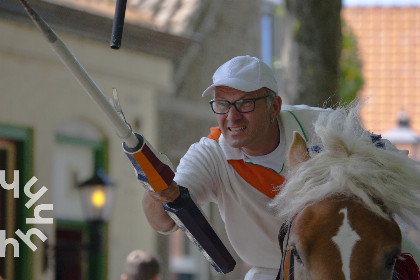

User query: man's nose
[227,104,242,120]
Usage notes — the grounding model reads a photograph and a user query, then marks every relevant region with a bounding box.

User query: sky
[343,0,420,6]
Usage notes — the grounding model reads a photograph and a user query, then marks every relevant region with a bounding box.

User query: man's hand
[146,181,180,203]
[142,181,179,232]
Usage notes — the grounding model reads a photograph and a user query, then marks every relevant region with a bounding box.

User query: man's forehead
[214,86,265,98]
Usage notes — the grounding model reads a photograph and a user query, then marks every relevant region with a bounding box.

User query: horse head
[272,105,420,280]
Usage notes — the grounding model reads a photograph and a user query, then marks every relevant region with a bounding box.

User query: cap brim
[202,78,261,97]
[202,84,216,97]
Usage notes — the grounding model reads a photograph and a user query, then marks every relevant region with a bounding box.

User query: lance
[18,0,236,274]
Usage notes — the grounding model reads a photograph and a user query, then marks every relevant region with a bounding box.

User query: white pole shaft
[51,40,139,148]
[19,0,139,148]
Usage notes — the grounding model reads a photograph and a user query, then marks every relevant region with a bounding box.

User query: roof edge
[0,0,200,59]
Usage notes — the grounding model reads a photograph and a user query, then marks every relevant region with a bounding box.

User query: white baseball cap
[202,55,278,97]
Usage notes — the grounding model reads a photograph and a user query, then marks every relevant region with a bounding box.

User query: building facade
[0,0,285,279]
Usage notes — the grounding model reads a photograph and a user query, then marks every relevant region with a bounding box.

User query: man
[121,249,160,280]
[143,55,328,279]
[142,55,420,279]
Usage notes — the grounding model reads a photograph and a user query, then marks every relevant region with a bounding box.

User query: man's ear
[270,96,282,120]
[121,274,127,280]
[288,131,310,171]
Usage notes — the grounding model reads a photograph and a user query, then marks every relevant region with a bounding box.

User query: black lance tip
[110,0,127,49]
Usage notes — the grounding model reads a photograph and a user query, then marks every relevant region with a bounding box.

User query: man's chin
[224,137,246,149]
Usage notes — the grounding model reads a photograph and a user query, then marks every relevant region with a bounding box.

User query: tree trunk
[282,0,342,107]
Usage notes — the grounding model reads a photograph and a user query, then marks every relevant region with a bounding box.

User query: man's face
[214,86,281,156]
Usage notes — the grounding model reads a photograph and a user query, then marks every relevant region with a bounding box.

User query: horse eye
[292,248,303,264]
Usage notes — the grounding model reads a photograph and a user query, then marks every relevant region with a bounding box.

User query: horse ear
[288,131,310,171]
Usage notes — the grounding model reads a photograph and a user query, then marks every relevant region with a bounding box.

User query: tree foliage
[339,19,364,105]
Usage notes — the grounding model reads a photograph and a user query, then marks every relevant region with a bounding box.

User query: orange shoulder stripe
[228,160,284,199]
[207,127,284,199]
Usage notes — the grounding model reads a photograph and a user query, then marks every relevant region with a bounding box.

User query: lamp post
[383,111,420,160]
[78,169,114,279]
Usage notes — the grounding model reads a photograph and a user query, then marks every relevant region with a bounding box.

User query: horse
[271,105,420,280]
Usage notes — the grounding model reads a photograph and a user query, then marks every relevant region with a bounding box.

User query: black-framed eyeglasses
[209,95,269,114]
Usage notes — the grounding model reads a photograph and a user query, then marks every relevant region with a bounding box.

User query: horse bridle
[276,217,295,280]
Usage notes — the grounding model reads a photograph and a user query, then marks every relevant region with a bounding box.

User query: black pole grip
[163,186,236,274]
[110,0,127,49]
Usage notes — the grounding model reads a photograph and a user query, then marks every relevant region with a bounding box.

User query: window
[261,12,273,67]
[53,118,108,280]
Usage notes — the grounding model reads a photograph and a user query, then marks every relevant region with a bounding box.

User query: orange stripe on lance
[123,133,237,274]
[123,133,174,192]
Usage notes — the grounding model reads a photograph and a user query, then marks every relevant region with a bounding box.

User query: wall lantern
[78,169,114,223]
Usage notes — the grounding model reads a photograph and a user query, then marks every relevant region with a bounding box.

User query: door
[0,139,17,280]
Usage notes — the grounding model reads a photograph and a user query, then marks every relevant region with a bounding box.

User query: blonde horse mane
[272,102,420,229]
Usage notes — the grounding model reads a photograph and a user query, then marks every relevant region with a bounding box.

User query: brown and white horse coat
[272,105,420,280]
